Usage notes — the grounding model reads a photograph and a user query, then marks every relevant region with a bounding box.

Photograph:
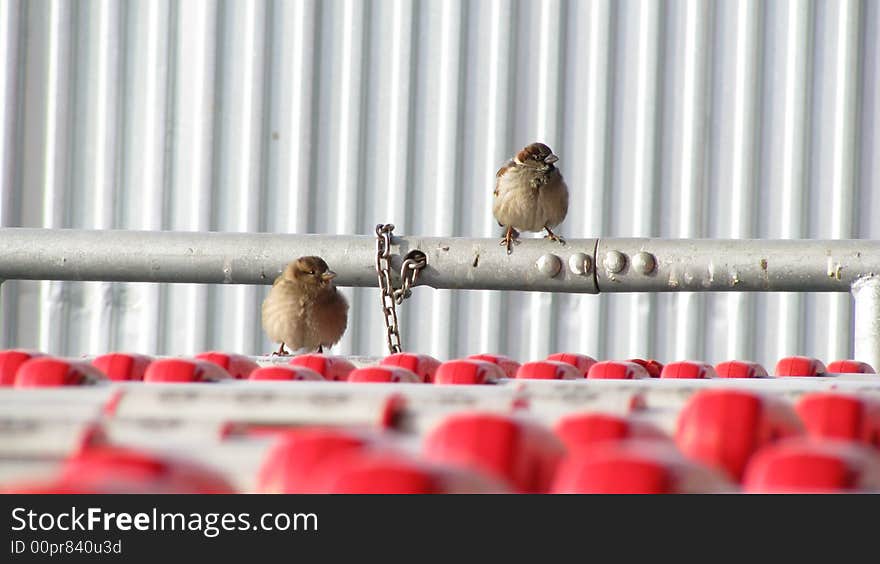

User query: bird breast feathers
[495,163,558,197]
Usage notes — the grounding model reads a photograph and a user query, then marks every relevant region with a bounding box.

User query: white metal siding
[1,0,878,369]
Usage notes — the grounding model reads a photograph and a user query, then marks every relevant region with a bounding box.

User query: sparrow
[492,142,569,254]
[261,256,349,355]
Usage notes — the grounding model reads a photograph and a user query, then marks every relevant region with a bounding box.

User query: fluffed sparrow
[261,256,349,355]
[492,142,569,254]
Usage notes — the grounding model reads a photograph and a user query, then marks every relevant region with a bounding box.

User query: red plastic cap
[515,360,581,380]
[554,413,666,453]
[0,350,44,386]
[248,365,324,381]
[380,353,442,383]
[60,446,236,493]
[628,359,664,378]
[826,360,875,374]
[660,361,717,379]
[554,455,674,494]
[15,358,106,388]
[92,353,153,382]
[327,456,440,493]
[796,393,880,447]
[2,481,116,494]
[546,353,597,377]
[743,439,880,493]
[347,366,421,384]
[715,360,769,379]
[319,451,507,494]
[288,354,356,382]
[434,359,505,385]
[587,361,650,380]
[466,354,520,379]
[195,351,259,379]
[551,441,731,494]
[675,389,803,481]
[256,429,371,493]
[143,358,231,383]
[423,412,564,493]
[774,356,826,377]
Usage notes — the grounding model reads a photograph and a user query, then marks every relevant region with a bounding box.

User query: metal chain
[376,224,403,354]
[394,250,427,304]
[375,224,426,354]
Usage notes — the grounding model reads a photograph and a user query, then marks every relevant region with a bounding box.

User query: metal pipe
[852,276,880,372]
[5,229,880,295]
[0,228,601,293]
[596,238,880,293]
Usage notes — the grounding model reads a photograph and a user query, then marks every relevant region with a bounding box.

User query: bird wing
[494,160,515,197]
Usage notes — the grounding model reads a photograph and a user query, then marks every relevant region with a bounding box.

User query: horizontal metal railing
[2,228,880,293]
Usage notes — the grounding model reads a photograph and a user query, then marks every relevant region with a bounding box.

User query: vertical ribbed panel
[572,0,613,359]
[0,0,21,227]
[0,0,22,347]
[528,0,565,361]
[37,0,74,355]
[462,0,513,357]
[724,0,762,362]
[628,0,662,360]
[0,0,877,370]
[82,0,123,356]
[426,0,463,361]
[213,1,268,354]
[118,0,170,354]
[825,0,862,362]
[164,0,217,356]
[775,0,813,360]
[332,0,367,356]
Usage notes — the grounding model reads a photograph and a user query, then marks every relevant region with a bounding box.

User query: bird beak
[544,154,559,164]
[322,271,337,282]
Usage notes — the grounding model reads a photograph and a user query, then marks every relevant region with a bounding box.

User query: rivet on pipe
[568,252,592,276]
[603,250,627,274]
[536,254,563,278]
[632,251,656,275]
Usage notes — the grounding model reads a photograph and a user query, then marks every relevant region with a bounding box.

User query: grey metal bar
[596,237,880,293]
[852,275,880,371]
[0,228,600,293]
[4,228,880,295]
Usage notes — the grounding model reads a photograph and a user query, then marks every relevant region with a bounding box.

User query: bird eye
[309,271,316,275]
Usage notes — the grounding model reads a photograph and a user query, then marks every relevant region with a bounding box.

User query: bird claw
[499,234,521,255]
[499,227,521,253]
[543,227,565,245]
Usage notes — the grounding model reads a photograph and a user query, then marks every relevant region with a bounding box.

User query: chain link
[375,224,426,354]
[394,250,427,304]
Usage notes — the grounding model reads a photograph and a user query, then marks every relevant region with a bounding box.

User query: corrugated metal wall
[1,0,878,368]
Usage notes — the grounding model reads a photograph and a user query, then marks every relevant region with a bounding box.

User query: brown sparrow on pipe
[492,142,569,254]
[261,256,349,355]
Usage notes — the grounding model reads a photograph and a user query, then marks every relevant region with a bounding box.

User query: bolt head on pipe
[632,252,656,275]
[568,253,593,276]
[604,250,627,273]
[536,254,562,278]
